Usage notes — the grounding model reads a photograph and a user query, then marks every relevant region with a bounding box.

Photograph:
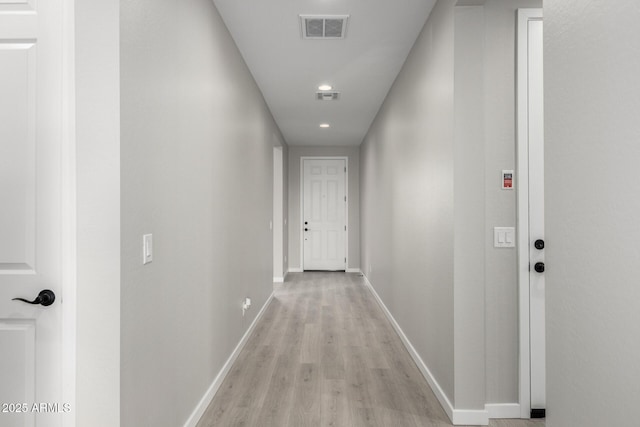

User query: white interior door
[0,1,64,426]
[302,159,346,271]
[527,17,545,417]
[517,8,545,419]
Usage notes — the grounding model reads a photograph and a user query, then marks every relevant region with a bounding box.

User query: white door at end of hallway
[0,1,65,426]
[302,159,346,271]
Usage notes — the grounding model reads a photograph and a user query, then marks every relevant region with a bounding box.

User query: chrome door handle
[12,289,56,307]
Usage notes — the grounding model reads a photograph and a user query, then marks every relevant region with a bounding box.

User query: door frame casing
[61,2,122,425]
[273,146,284,281]
[62,0,77,423]
[299,156,348,271]
[516,7,544,420]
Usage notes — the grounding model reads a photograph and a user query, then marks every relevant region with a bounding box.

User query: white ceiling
[212,0,436,146]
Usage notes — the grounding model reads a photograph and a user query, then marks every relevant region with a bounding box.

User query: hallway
[196,273,544,427]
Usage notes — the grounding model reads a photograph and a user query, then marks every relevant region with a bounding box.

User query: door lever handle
[12,289,56,307]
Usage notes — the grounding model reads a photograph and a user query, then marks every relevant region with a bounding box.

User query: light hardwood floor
[197,272,544,427]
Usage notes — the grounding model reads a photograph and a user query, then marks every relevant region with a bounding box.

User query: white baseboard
[274,270,290,283]
[360,274,490,426]
[360,274,456,423]
[183,291,274,427]
[287,268,360,274]
[452,410,489,425]
[486,403,521,419]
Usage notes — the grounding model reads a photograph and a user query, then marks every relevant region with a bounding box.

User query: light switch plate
[494,227,515,248]
[143,234,153,264]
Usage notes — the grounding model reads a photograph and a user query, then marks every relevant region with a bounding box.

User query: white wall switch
[494,227,515,248]
[143,234,153,264]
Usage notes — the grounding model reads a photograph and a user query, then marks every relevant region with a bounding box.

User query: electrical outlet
[242,297,252,316]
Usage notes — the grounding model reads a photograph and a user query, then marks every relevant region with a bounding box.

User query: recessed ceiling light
[319,123,330,128]
[318,84,333,91]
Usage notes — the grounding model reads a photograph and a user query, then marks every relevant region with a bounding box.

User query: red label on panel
[503,171,513,189]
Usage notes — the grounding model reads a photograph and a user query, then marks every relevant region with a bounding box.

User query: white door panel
[0,42,36,270]
[528,18,545,414]
[303,159,346,271]
[517,8,545,419]
[0,1,64,425]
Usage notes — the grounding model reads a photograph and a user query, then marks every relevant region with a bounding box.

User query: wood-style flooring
[197,272,544,427]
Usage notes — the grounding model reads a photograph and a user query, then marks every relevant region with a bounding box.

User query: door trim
[61,0,77,423]
[299,157,348,271]
[516,8,543,420]
[273,146,284,282]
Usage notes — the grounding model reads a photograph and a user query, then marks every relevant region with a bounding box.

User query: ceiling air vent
[300,15,349,39]
[316,91,340,101]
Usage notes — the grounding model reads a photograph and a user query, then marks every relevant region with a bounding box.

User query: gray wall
[120,1,285,426]
[454,4,486,410]
[288,146,360,271]
[75,2,121,426]
[360,0,540,410]
[481,0,541,404]
[361,0,456,403]
[545,1,640,425]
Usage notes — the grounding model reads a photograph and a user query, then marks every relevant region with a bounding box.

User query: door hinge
[345,257,347,263]
[344,196,346,202]
[344,167,346,173]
